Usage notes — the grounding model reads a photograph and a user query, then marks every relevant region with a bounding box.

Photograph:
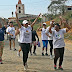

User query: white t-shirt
[41,28,48,40]
[6,26,15,38]
[52,28,66,49]
[45,26,55,40]
[19,26,32,43]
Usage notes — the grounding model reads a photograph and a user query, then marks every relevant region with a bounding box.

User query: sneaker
[24,66,27,71]
[54,65,57,70]
[13,48,16,51]
[10,48,12,50]
[58,66,63,70]
[45,53,48,56]
[33,52,36,55]
[17,51,20,57]
[42,53,44,56]
[50,55,53,59]
[30,53,32,56]
[0,61,3,64]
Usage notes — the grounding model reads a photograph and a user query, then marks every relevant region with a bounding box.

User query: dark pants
[54,47,64,66]
[49,40,53,55]
[20,43,30,66]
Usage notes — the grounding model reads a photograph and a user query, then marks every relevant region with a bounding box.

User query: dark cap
[55,23,61,29]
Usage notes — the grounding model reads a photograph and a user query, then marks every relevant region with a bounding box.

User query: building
[66,6,72,12]
[16,0,37,20]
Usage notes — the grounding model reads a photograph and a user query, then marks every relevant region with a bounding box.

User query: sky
[0,0,72,18]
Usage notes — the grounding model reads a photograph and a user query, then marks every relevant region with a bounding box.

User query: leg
[13,39,15,48]
[54,49,60,65]
[0,41,4,63]
[13,39,16,51]
[29,44,32,55]
[9,40,11,50]
[33,41,37,54]
[59,47,64,67]
[49,40,53,55]
[45,40,48,56]
[17,46,21,57]
[42,40,46,56]
[45,40,48,53]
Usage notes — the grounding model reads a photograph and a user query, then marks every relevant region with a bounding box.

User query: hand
[11,34,13,36]
[62,19,66,24]
[59,16,62,19]
[48,35,51,37]
[38,13,41,17]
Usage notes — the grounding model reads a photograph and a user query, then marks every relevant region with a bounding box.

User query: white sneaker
[50,55,53,59]
[24,66,27,71]
[25,62,28,68]
[17,51,20,57]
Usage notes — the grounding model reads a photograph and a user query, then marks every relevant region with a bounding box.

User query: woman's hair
[55,23,61,29]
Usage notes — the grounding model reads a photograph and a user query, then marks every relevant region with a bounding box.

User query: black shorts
[8,35,15,41]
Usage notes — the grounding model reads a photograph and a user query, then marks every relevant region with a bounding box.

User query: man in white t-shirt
[49,19,71,70]
[46,21,55,59]
[6,22,16,51]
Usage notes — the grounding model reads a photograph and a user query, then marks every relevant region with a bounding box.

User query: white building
[16,0,37,20]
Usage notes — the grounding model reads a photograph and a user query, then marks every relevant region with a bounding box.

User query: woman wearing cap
[38,23,49,56]
[0,18,7,64]
[45,21,55,59]
[49,18,71,70]
[16,12,41,71]
[6,22,16,51]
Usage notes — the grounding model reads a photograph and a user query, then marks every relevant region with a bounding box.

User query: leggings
[48,40,53,55]
[42,40,48,48]
[54,47,64,66]
[20,43,30,66]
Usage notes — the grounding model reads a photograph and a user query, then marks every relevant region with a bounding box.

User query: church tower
[16,0,25,18]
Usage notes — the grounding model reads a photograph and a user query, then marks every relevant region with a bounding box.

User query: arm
[49,22,54,34]
[62,20,71,32]
[2,18,7,28]
[37,27,42,31]
[31,13,41,27]
[15,12,21,28]
[7,32,13,36]
[2,18,7,25]
[59,16,63,26]
[15,27,20,36]
[46,33,51,37]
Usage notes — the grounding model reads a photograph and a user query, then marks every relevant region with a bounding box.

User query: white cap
[22,20,28,24]
[50,21,55,25]
[43,23,46,25]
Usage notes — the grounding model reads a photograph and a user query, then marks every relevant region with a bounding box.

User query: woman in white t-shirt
[49,19,71,70]
[6,22,16,51]
[45,21,55,59]
[38,23,50,56]
[16,12,41,71]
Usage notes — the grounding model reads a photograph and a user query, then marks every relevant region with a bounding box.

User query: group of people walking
[0,12,71,71]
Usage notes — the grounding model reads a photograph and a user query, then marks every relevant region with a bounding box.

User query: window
[19,11,21,13]
[67,8,71,10]
[19,7,21,9]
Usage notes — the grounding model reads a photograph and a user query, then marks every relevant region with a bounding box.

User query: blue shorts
[42,40,48,48]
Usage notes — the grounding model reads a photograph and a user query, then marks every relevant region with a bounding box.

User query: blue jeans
[42,40,48,48]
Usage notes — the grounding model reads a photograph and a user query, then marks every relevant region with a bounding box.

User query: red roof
[67,6,72,7]
[18,0,22,4]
